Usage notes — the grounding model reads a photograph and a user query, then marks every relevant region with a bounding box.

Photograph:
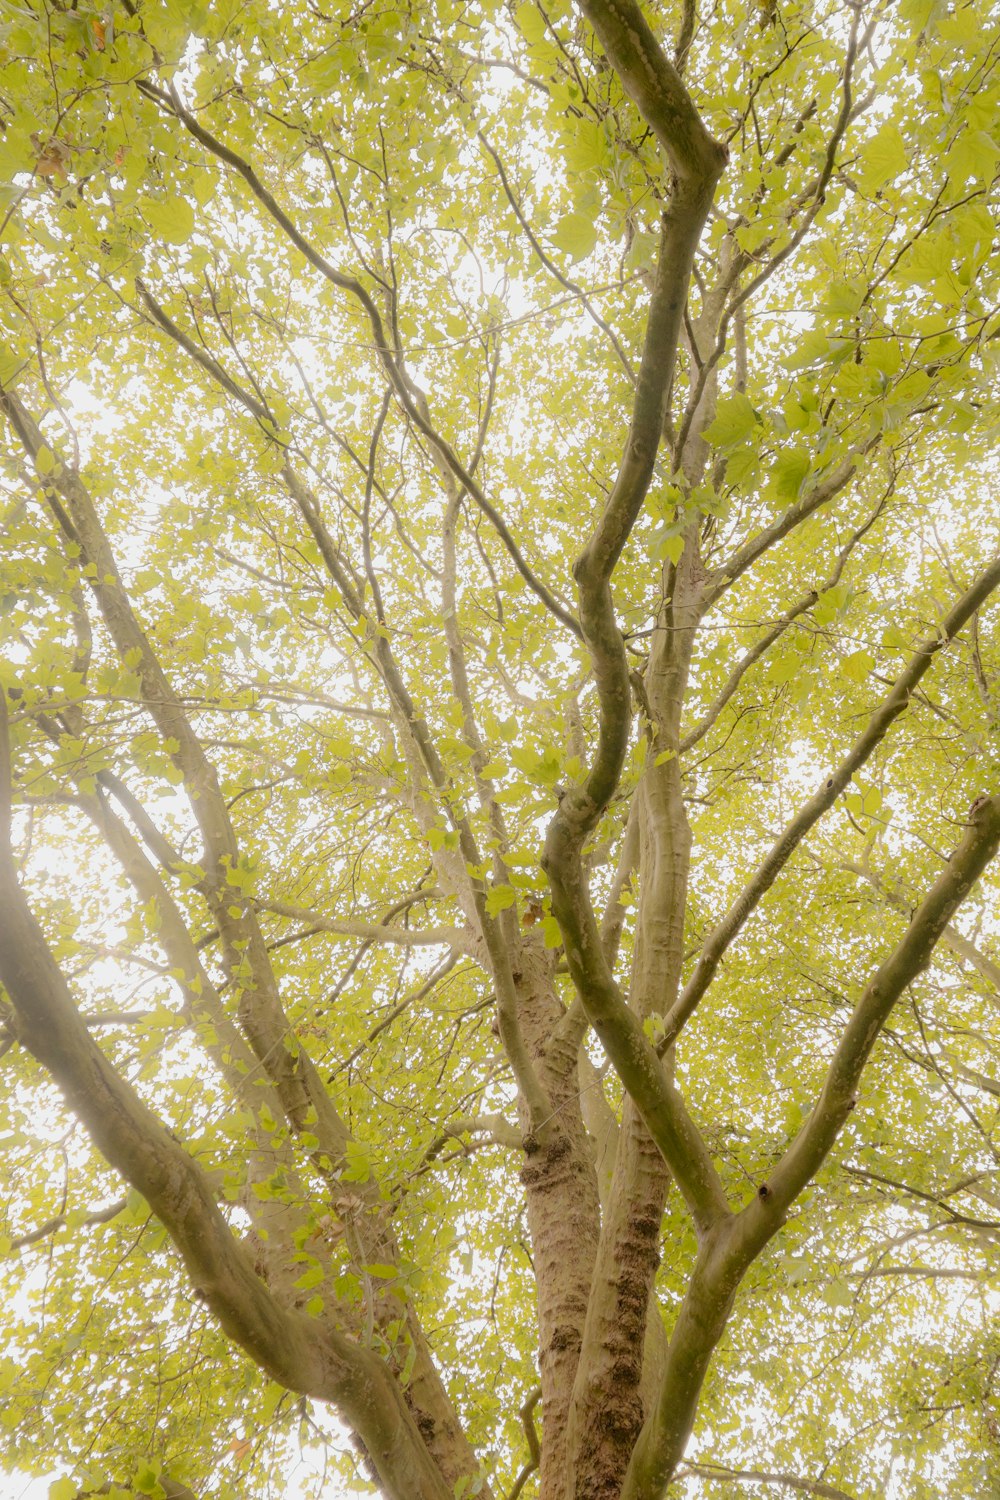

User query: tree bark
[513,939,601,1500]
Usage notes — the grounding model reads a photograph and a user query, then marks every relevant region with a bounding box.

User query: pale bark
[566,528,702,1498]
[0,705,452,1500]
[664,552,1000,1052]
[621,796,1000,1498]
[0,390,486,1498]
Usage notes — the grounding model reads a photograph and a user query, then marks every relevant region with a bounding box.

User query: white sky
[0,1477,57,1500]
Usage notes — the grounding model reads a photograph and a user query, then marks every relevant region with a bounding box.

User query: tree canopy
[1,0,1000,1497]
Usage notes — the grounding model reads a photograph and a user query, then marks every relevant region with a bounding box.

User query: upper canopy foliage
[1,0,999,1498]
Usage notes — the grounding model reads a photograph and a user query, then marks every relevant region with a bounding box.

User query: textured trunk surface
[401,1311,488,1492]
[566,1100,671,1500]
[514,939,602,1500]
[564,529,702,1496]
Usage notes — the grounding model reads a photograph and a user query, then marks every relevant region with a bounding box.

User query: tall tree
[1,1,999,1497]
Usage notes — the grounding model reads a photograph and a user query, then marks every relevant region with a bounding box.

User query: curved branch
[256,898,476,954]
[130,270,556,1142]
[623,798,1000,1499]
[0,705,451,1500]
[680,1461,856,1499]
[576,0,726,181]
[0,384,355,1168]
[661,553,1000,1050]
[840,856,1000,999]
[505,1387,542,1500]
[542,0,727,1227]
[10,1197,127,1251]
[685,499,886,752]
[751,792,1000,1229]
[707,452,871,608]
[674,0,697,71]
[135,80,581,639]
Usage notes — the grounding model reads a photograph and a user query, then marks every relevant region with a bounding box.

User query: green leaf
[509,744,537,773]
[342,1141,371,1183]
[783,1256,811,1285]
[825,278,866,317]
[550,211,598,262]
[783,329,832,370]
[659,532,684,566]
[770,449,811,503]
[944,128,1000,185]
[293,1264,325,1291]
[857,125,908,192]
[768,654,800,686]
[642,1013,666,1045]
[846,784,882,819]
[485,883,516,916]
[0,345,28,386]
[514,3,547,44]
[841,648,875,684]
[541,913,562,949]
[143,195,196,244]
[133,1462,162,1496]
[704,392,758,449]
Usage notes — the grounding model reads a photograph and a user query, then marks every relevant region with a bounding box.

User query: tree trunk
[514,938,602,1500]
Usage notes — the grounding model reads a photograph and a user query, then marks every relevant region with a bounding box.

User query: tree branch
[624,796,1000,1498]
[543,0,727,1229]
[134,80,581,639]
[840,855,1000,999]
[684,504,884,753]
[680,1461,857,1499]
[505,1387,542,1500]
[0,705,452,1500]
[707,453,870,608]
[256,897,476,954]
[10,1197,127,1251]
[576,0,726,181]
[747,793,1000,1232]
[119,285,554,1138]
[661,554,1000,1050]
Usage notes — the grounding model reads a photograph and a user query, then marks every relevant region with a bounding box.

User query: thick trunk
[513,939,602,1500]
[564,775,691,1496]
[566,1100,670,1500]
[566,525,702,1496]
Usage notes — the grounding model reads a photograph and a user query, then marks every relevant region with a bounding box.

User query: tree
[1,0,999,1495]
